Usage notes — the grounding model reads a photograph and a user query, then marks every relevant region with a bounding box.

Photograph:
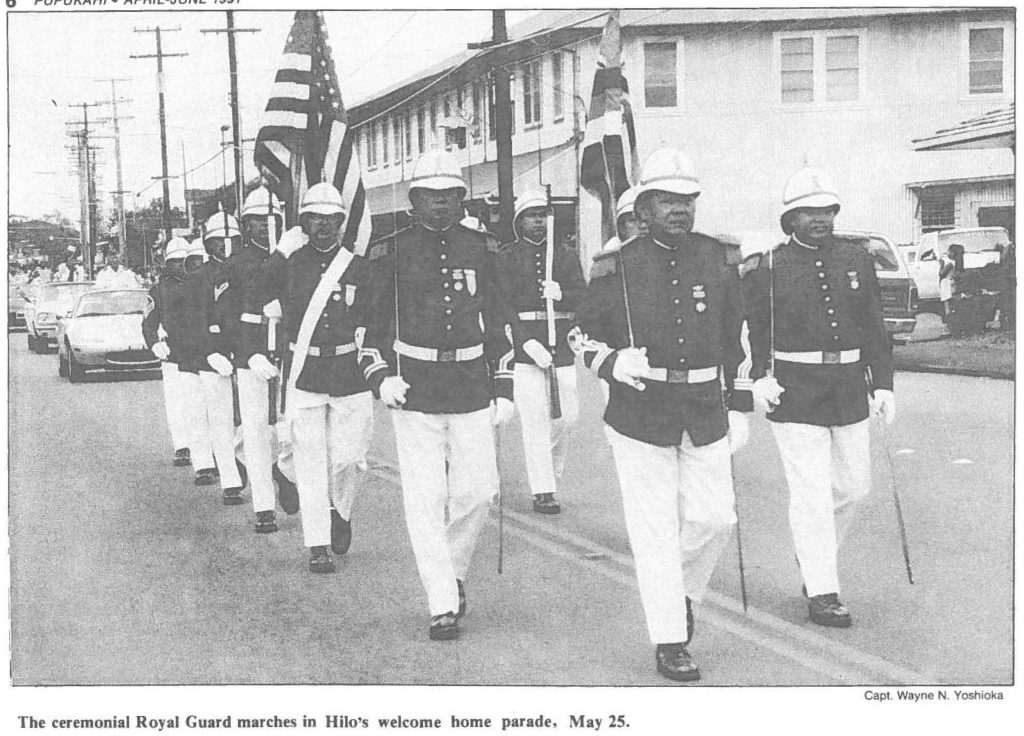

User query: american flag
[254,11,371,255]
[579,10,638,235]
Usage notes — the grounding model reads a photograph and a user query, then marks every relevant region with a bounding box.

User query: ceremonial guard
[359,149,516,641]
[601,186,642,254]
[572,148,751,682]
[143,237,198,468]
[249,183,375,573]
[188,212,246,503]
[496,189,586,514]
[741,167,895,628]
[229,188,299,534]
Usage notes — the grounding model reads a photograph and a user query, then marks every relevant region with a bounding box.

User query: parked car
[903,226,1010,306]
[57,289,160,382]
[24,281,95,352]
[9,282,36,330]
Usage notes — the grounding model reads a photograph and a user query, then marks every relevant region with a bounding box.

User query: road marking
[952,458,974,464]
[896,448,915,455]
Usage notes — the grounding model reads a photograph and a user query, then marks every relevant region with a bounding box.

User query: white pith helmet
[299,182,346,216]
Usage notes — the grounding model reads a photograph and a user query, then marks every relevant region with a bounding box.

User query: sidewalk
[893,313,1014,380]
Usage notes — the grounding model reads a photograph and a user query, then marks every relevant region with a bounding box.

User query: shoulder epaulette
[739,253,763,278]
[367,226,410,261]
[590,248,622,279]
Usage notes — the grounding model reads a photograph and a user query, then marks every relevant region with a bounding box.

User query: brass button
[833,335,841,341]
[441,267,449,275]
[818,272,825,279]
[821,284,829,291]
[677,337,685,344]
[827,308,835,315]
[824,296,832,303]
[445,308,453,315]
[440,253,447,261]
[830,321,838,328]
[443,295,451,303]
[676,318,683,325]
[815,260,823,267]
[671,279,679,286]
[443,282,450,289]
[673,298,681,305]
[445,324,453,331]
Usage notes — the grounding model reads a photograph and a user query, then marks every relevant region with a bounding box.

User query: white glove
[247,353,278,381]
[151,341,171,360]
[275,226,307,257]
[612,346,653,391]
[752,375,785,412]
[379,376,410,408]
[263,299,283,320]
[522,338,553,370]
[870,389,896,425]
[541,280,563,302]
[490,397,515,426]
[727,411,750,454]
[207,353,234,378]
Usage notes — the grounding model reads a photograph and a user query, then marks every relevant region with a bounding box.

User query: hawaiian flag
[254,11,371,255]
[579,10,638,234]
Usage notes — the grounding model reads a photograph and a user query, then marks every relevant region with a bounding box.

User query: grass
[893,329,1015,379]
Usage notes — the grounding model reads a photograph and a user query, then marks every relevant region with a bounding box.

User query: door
[977,206,1014,242]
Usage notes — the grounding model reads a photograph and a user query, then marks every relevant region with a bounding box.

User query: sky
[7,9,537,222]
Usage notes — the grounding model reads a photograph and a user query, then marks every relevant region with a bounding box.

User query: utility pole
[470,11,514,242]
[131,26,187,246]
[67,102,104,278]
[96,77,134,255]
[202,11,259,215]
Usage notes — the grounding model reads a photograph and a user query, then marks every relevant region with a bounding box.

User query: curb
[895,364,1014,381]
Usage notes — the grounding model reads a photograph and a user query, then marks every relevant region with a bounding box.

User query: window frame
[961,20,1012,98]
[641,38,683,110]
[551,51,565,122]
[522,58,543,129]
[366,120,378,169]
[381,118,390,166]
[773,28,867,108]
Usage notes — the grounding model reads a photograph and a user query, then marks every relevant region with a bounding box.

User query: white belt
[289,342,356,358]
[646,365,719,384]
[517,310,575,321]
[393,339,484,363]
[774,348,861,365]
[240,312,270,325]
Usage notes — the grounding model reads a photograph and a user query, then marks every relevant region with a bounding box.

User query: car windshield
[38,283,95,310]
[939,230,1009,254]
[840,236,899,272]
[76,290,152,317]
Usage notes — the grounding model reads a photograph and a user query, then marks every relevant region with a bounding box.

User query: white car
[57,289,160,382]
[903,226,1010,304]
[23,281,95,352]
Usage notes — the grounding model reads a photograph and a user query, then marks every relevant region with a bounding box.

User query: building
[348,7,1015,257]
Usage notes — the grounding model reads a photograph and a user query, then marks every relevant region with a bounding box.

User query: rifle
[266,185,281,425]
[543,185,562,420]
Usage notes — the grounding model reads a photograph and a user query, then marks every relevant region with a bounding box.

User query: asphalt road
[8,336,1014,686]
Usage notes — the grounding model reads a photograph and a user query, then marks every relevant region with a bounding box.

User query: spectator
[939,243,965,323]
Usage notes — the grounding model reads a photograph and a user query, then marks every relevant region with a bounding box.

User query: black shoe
[274,463,300,515]
[456,579,467,620]
[655,643,701,682]
[533,492,561,515]
[236,460,248,490]
[222,486,244,506]
[194,467,217,486]
[685,596,695,645]
[808,593,852,628]
[429,612,459,641]
[173,448,191,467]
[254,510,278,534]
[330,508,352,555]
[308,546,335,574]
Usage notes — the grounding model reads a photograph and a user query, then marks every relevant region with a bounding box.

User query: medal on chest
[453,268,465,291]
[692,284,708,314]
[345,283,357,307]
[465,268,477,295]
[847,270,860,290]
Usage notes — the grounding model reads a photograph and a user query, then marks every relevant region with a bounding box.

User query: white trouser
[606,427,736,645]
[513,363,579,495]
[197,371,243,489]
[390,407,497,617]
[770,419,871,598]
[237,368,296,514]
[289,388,373,547]
[160,362,191,452]
[177,370,212,471]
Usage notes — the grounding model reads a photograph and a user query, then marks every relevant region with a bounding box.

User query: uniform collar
[521,235,546,247]
[421,221,454,233]
[790,234,828,251]
[653,237,679,251]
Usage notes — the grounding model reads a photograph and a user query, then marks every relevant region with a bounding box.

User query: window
[443,95,453,149]
[919,191,955,232]
[488,77,496,140]
[551,52,564,120]
[404,113,413,160]
[416,106,426,154]
[381,119,390,165]
[429,100,438,142]
[522,59,543,126]
[776,30,863,105]
[366,121,378,168]
[969,27,1004,94]
[644,41,678,107]
[393,117,402,164]
[472,81,483,142]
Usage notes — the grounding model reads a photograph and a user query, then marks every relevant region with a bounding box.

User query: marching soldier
[741,167,895,628]
[229,188,299,534]
[496,189,586,514]
[250,183,375,573]
[188,212,246,504]
[572,148,751,682]
[143,237,214,480]
[359,149,516,641]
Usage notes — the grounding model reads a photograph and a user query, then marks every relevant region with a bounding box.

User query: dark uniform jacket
[574,233,752,448]
[142,272,202,369]
[496,236,586,368]
[185,259,235,374]
[243,240,374,398]
[741,235,893,427]
[359,222,515,414]
[230,244,288,370]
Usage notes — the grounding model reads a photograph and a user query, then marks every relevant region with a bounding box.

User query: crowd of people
[133,146,896,683]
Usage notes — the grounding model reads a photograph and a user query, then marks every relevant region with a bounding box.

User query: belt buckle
[667,369,689,383]
[438,348,457,363]
[823,351,841,365]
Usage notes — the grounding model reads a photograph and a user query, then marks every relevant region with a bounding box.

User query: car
[9,281,35,330]
[721,229,917,339]
[903,226,1010,306]
[56,289,160,382]
[24,281,95,352]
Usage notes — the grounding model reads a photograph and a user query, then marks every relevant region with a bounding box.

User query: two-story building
[348,7,1015,259]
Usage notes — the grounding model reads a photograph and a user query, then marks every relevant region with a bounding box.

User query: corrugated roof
[912,103,1015,151]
